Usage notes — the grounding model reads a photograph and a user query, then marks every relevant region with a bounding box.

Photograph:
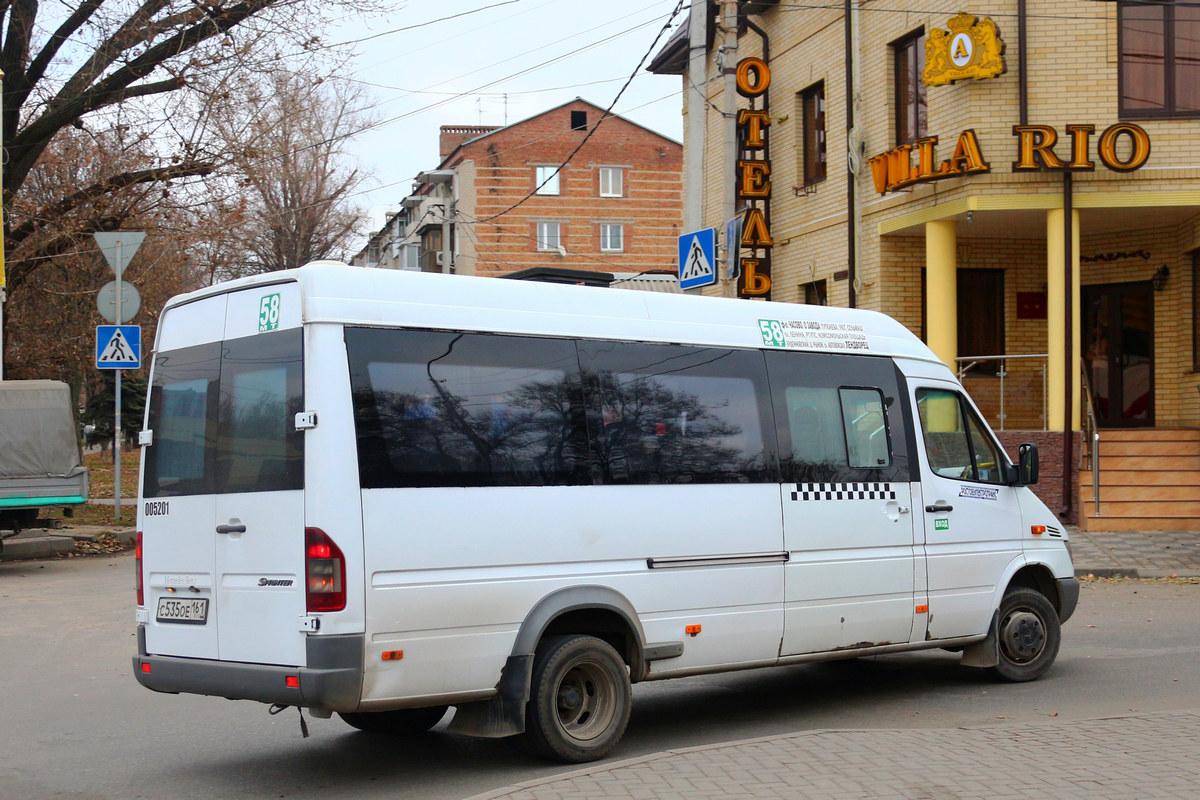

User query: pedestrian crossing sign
[96,325,141,369]
[678,228,717,290]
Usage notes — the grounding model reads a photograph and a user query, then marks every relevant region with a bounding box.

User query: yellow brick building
[652,1,1200,529]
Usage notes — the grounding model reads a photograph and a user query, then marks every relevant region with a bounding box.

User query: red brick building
[401,99,683,278]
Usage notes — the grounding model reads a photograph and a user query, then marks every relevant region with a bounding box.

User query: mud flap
[446,654,532,738]
[959,610,1000,668]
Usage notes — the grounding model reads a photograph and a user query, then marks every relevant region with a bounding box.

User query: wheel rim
[554,658,616,743]
[998,607,1046,664]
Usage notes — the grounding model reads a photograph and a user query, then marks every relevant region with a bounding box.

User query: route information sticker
[758,318,870,351]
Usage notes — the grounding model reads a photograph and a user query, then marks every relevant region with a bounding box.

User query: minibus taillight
[305,527,346,612]
[135,532,144,606]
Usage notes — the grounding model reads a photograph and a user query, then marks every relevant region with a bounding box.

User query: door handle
[925,504,954,513]
[215,524,246,534]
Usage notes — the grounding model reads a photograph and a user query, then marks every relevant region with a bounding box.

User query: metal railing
[1080,362,1100,515]
[955,354,1048,432]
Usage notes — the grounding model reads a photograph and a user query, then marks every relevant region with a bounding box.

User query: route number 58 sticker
[258,293,281,332]
[759,319,787,348]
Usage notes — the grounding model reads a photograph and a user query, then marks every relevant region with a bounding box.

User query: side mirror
[1015,442,1039,486]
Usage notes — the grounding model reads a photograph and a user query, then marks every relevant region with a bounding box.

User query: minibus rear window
[144,329,303,497]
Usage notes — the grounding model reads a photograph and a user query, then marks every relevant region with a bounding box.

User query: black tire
[521,634,632,763]
[338,705,449,735]
[988,588,1061,683]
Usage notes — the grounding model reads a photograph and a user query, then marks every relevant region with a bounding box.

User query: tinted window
[144,329,304,497]
[144,344,220,497]
[578,341,775,484]
[766,351,909,483]
[347,329,587,487]
[217,334,305,493]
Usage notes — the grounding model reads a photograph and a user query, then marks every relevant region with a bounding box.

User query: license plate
[156,596,208,625]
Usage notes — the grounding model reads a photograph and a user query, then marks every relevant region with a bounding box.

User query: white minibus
[134,262,1077,762]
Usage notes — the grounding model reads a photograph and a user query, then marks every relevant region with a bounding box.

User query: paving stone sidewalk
[1067,526,1200,577]
[469,711,1200,800]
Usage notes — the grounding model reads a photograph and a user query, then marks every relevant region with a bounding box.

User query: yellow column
[925,220,958,368]
[1046,208,1082,431]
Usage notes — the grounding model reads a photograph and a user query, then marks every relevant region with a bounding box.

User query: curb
[1075,566,1139,578]
[0,527,136,561]
[0,534,75,561]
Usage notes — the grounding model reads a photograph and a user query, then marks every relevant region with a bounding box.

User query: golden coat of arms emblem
[923,12,1006,86]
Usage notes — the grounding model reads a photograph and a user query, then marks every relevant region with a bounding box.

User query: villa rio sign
[869,122,1151,195]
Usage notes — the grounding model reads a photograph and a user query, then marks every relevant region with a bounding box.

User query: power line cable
[473,0,687,223]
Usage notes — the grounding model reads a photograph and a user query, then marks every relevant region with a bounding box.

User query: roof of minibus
[164,262,943,364]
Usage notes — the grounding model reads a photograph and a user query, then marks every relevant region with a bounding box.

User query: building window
[798,82,826,185]
[535,166,561,195]
[802,279,827,305]
[536,221,561,251]
[1119,1,1200,118]
[892,30,927,145]
[571,110,588,131]
[599,167,623,197]
[600,223,623,252]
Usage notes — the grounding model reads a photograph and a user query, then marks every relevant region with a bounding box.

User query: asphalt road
[2,554,1199,800]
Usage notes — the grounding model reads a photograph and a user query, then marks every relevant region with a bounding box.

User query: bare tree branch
[8,1,278,192]
[6,160,215,282]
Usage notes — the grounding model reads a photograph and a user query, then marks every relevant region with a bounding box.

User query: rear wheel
[338,705,448,735]
[521,635,631,763]
[988,588,1061,682]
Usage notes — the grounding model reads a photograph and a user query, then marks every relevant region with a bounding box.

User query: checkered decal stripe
[790,482,896,501]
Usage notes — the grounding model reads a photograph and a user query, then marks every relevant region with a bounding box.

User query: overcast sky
[329,0,688,229]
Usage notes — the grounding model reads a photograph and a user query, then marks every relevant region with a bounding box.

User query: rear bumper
[133,626,363,712]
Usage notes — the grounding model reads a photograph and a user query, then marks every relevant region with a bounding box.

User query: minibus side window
[578,341,775,484]
[915,388,1005,483]
[840,387,891,469]
[347,328,587,488]
[766,351,908,484]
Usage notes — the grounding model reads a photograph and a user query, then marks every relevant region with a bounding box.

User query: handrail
[1080,361,1100,516]
[955,354,1049,432]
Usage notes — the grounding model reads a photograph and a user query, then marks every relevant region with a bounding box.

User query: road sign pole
[94,231,145,520]
[114,240,122,521]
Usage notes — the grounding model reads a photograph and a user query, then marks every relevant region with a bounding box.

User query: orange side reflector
[1031,525,1047,535]
[916,604,929,614]
[382,650,404,661]
[685,624,702,636]
[285,676,300,688]
[141,663,152,674]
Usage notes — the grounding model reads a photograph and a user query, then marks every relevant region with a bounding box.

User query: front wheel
[521,635,632,763]
[988,588,1061,682]
[339,705,449,734]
